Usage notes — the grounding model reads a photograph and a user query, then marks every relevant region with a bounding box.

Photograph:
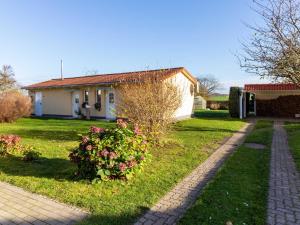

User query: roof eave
[23,82,117,90]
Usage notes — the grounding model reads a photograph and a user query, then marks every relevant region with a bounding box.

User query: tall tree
[196,75,221,98]
[0,65,17,92]
[240,0,300,86]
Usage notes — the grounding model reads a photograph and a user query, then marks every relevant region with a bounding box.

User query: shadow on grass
[174,126,238,133]
[79,206,149,225]
[0,155,75,181]
[192,110,241,123]
[193,110,230,118]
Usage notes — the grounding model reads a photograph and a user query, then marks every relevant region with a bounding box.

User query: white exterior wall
[168,72,195,119]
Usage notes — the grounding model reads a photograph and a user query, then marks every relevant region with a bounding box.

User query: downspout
[243,92,247,118]
[239,90,243,119]
[254,94,257,116]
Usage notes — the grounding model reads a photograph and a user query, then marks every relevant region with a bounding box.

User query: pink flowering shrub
[0,134,21,156]
[69,119,150,182]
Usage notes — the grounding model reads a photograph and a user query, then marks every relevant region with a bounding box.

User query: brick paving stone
[267,121,300,225]
[0,182,89,225]
[134,121,255,225]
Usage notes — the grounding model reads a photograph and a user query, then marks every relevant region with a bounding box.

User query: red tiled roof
[24,67,197,89]
[244,83,299,91]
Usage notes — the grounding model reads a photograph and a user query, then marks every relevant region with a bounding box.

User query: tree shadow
[78,206,149,225]
[0,154,75,181]
[174,126,238,133]
[192,110,243,122]
[193,110,230,118]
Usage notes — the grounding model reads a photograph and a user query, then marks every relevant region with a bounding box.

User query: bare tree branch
[196,75,222,98]
[0,65,17,92]
[239,0,300,86]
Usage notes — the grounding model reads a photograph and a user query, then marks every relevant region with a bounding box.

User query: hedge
[229,87,241,118]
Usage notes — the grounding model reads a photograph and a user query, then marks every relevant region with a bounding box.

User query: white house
[24,67,198,120]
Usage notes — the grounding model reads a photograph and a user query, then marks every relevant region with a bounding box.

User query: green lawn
[0,115,245,225]
[194,109,229,118]
[207,95,229,102]
[179,120,273,225]
[285,122,300,170]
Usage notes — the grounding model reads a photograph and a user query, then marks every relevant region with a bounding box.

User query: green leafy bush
[0,134,41,162]
[22,149,41,162]
[229,87,241,118]
[69,119,150,182]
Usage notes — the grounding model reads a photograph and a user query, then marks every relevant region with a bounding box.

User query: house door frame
[72,91,80,118]
[35,92,43,116]
[106,90,116,120]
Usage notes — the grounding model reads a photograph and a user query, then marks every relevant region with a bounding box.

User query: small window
[84,90,89,103]
[96,90,101,103]
[109,93,114,103]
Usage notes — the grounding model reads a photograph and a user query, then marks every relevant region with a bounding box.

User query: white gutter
[239,93,243,119]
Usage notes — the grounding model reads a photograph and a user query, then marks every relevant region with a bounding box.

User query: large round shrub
[69,119,150,182]
[0,91,32,123]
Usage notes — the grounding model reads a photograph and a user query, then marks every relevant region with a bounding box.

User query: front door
[106,90,116,120]
[72,92,80,118]
[35,92,43,116]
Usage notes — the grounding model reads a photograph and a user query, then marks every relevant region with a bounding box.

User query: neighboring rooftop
[244,83,299,91]
[24,67,196,89]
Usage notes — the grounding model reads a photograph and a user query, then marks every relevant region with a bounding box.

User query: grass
[179,120,273,225]
[285,122,300,171]
[207,95,229,102]
[194,109,229,118]
[0,113,245,225]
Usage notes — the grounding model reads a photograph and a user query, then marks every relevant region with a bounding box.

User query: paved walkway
[134,120,255,225]
[267,121,300,225]
[0,182,89,225]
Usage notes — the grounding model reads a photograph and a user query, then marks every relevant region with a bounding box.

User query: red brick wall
[256,95,300,117]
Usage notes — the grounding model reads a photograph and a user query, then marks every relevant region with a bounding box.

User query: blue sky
[0,0,269,93]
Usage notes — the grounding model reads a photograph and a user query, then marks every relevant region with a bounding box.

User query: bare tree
[196,75,222,98]
[0,65,17,92]
[115,72,182,140]
[240,0,300,86]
